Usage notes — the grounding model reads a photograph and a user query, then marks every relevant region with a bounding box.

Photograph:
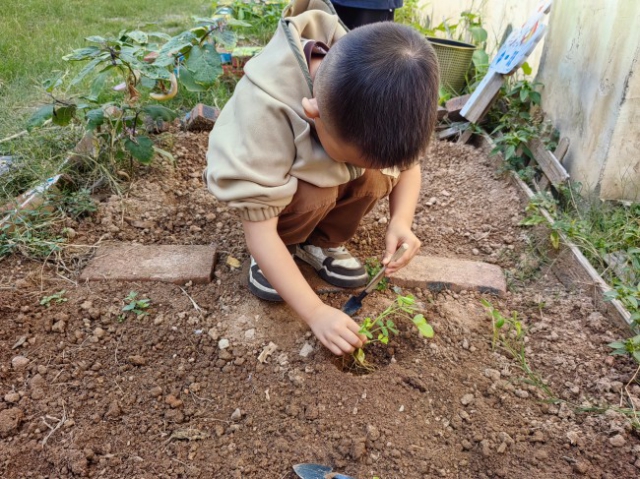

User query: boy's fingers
[333,337,355,355]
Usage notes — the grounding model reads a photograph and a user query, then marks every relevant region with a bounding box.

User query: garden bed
[1,132,639,478]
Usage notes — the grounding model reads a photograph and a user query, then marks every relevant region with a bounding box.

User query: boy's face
[301,97,369,169]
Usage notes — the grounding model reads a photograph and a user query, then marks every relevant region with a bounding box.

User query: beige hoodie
[205,0,368,222]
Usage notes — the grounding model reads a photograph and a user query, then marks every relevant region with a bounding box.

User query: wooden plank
[437,106,447,121]
[460,70,504,123]
[437,123,469,140]
[457,128,474,144]
[445,94,471,122]
[553,137,570,163]
[475,133,633,330]
[527,138,570,186]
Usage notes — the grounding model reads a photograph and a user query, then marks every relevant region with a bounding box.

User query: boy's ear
[301,97,320,120]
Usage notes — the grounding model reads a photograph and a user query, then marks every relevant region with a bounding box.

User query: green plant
[354,294,433,369]
[119,291,151,321]
[480,299,554,397]
[213,0,286,45]
[40,290,68,307]
[364,257,389,292]
[0,208,66,260]
[609,335,640,363]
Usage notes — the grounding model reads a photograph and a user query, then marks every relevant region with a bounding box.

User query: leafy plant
[364,257,388,292]
[213,0,286,45]
[353,294,433,369]
[40,290,68,307]
[608,335,640,363]
[119,291,151,321]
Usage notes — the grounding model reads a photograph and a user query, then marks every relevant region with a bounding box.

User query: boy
[205,0,439,356]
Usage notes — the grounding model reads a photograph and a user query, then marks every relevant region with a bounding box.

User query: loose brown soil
[1,132,639,478]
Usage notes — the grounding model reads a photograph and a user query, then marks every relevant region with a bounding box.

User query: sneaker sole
[295,246,369,288]
[248,264,284,302]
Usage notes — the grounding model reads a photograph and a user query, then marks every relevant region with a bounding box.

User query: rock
[244,329,256,340]
[366,424,380,441]
[483,368,501,381]
[461,439,472,450]
[80,300,93,311]
[4,392,20,404]
[104,400,121,418]
[573,461,589,474]
[29,374,47,400]
[149,386,162,397]
[128,355,147,366]
[164,409,184,423]
[165,395,183,408]
[218,338,230,350]
[497,442,507,453]
[460,393,474,406]
[288,369,305,387]
[0,408,23,437]
[530,430,546,443]
[378,217,388,224]
[69,450,88,476]
[566,431,580,445]
[52,320,66,333]
[462,338,469,349]
[515,389,529,399]
[609,434,626,447]
[480,439,492,457]
[93,327,106,339]
[207,328,219,341]
[350,438,367,459]
[299,342,314,358]
[534,449,548,461]
[11,356,29,370]
[230,408,242,421]
[305,406,319,420]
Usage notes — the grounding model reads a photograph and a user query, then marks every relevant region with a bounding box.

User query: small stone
[609,434,626,447]
[153,315,164,326]
[230,408,242,421]
[515,389,529,399]
[497,442,507,454]
[288,369,305,387]
[573,461,589,474]
[461,439,472,450]
[64,419,75,428]
[93,327,105,339]
[366,425,380,441]
[218,338,230,350]
[149,386,162,397]
[4,392,20,403]
[534,449,548,460]
[530,430,545,443]
[80,301,93,311]
[462,338,469,350]
[472,248,480,256]
[566,431,580,445]
[634,458,640,469]
[378,217,388,225]
[104,400,121,418]
[460,393,474,406]
[483,368,501,381]
[165,394,183,408]
[164,409,184,423]
[128,355,147,366]
[244,329,256,341]
[52,320,66,333]
[299,342,314,358]
[11,356,29,370]
[0,408,23,437]
[208,328,219,341]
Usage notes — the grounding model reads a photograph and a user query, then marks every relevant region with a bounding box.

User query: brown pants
[277,169,395,248]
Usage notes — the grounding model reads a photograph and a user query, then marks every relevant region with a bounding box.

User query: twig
[179,286,202,312]
[41,404,67,446]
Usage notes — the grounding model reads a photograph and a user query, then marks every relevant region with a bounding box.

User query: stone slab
[80,245,217,284]
[392,255,506,296]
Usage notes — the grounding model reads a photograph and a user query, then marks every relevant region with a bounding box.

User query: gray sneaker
[248,256,283,302]
[295,243,368,288]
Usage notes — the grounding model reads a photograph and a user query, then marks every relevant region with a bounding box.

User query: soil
[1,132,640,479]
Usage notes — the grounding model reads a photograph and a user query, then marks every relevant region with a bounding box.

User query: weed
[353,294,433,370]
[364,257,389,292]
[40,290,68,307]
[480,299,554,398]
[119,291,151,322]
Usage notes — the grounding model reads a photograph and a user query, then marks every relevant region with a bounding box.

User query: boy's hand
[382,221,421,275]
[305,304,366,356]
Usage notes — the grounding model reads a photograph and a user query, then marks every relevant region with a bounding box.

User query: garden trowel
[341,243,408,317]
[293,463,357,479]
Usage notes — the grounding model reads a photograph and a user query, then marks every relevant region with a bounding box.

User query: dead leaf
[168,428,210,442]
[257,341,278,363]
[226,256,241,269]
[12,336,27,350]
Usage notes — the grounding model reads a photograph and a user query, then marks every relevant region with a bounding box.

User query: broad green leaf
[521,62,532,76]
[87,71,108,101]
[472,49,489,70]
[42,72,65,92]
[211,29,238,49]
[608,341,626,349]
[142,105,177,122]
[177,66,207,92]
[530,91,542,105]
[225,18,252,28]
[85,109,105,130]
[159,31,196,56]
[148,32,172,41]
[520,88,529,103]
[412,314,434,338]
[52,105,77,126]
[126,30,148,44]
[27,105,54,130]
[633,351,640,363]
[123,303,136,311]
[138,63,172,80]
[380,336,389,345]
[186,43,222,86]
[124,136,155,164]
[469,26,488,43]
[363,330,373,339]
[152,54,176,68]
[63,46,102,62]
[71,55,107,86]
[153,146,175,163]
[495,318,505,328]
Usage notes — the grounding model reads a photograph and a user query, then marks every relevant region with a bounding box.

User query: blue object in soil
[293,463,357,479]
[219,52,232,64]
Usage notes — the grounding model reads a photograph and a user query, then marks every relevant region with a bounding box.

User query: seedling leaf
[412,314,434,338]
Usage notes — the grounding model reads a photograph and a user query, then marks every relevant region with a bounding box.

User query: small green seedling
[480,298,522,350]
[365,257,389,292]
[40,290,68,307]
[119,291,150,322]
[608,335,640,364]
[354,294,433,369]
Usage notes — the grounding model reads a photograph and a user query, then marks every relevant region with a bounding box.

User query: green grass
[0,0,211,139]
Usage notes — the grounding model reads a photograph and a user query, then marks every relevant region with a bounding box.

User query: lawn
[0,0,211,139]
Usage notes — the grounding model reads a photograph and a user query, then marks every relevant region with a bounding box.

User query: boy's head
[303,22,439,170]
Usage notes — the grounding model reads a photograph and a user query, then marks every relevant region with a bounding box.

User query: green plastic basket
[427,37,476,94]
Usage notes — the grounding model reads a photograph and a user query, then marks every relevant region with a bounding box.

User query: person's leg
[333,3,395,30]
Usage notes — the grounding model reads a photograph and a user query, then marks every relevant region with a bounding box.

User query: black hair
[316,22,439,169]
